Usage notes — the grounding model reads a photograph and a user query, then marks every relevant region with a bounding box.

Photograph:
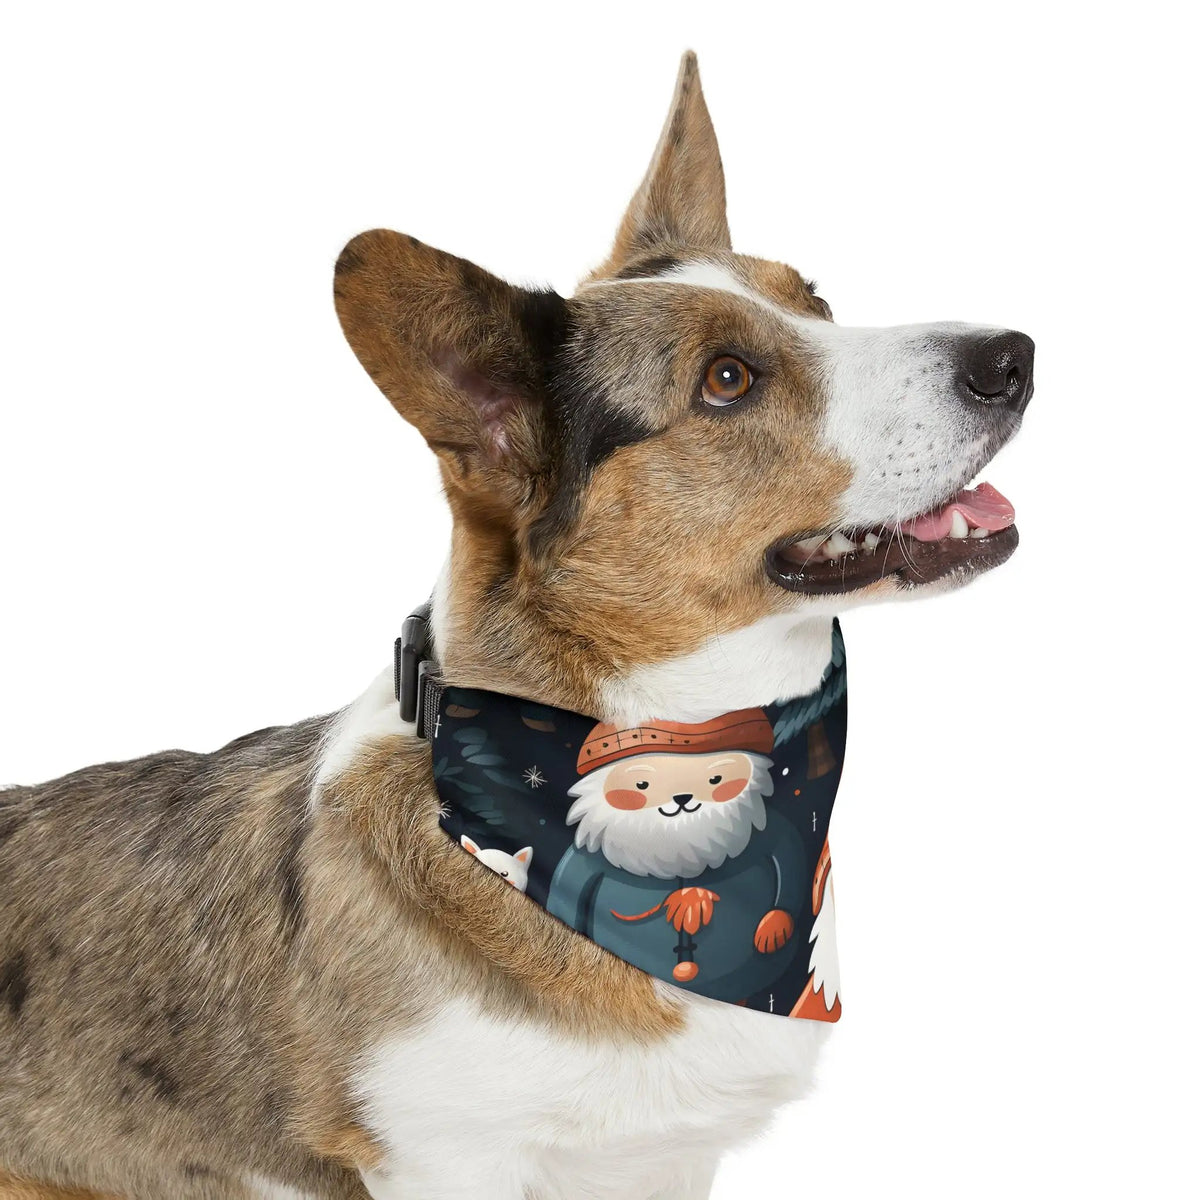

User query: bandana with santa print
[431,621,847,1019]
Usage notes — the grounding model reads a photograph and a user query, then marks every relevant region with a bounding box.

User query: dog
[0,51,1032,1200]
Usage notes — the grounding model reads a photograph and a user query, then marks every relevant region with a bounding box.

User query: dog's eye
[636,780,650,790]
[709,775,722,785]
[702,356,753,406]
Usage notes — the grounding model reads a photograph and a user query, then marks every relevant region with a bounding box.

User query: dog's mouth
[767,482,1019,596]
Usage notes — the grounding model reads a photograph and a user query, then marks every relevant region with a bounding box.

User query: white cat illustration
[460,835,532,893]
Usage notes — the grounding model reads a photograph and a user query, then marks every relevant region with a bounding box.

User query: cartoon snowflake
[523,765,546,789]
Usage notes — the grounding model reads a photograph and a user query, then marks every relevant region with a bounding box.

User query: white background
[2,3,1197,1197]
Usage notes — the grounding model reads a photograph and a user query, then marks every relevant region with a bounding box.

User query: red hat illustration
[577,707,775,774]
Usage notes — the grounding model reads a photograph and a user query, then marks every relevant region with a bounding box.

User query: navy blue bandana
[432,622,847,1019]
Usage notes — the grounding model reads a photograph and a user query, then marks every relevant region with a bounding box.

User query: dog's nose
[672,793,694,805]
[958,330,1035,415]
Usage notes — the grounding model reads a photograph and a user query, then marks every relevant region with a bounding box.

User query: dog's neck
[592,612,838,725]
[313,582,836,793]
[431,559,837,726]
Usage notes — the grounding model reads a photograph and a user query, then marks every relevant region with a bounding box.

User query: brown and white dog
[0,52,1033,1200]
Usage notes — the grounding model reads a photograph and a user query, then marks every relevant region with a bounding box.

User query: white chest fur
[353,991,831,1200]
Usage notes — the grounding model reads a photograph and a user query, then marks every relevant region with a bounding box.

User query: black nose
[958,330,1035,415]
[672,793,694,805]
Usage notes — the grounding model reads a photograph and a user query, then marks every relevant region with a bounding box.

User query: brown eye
[702,356,753,406]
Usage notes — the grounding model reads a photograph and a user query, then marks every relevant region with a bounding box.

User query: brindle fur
[0,721,365,1198]
[0,1173,121,1200]
[4,51,864,1197]
[0,718,678,1197]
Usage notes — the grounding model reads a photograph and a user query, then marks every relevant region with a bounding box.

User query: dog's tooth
[826,532,856,557]
[969,526,990,539]
[948,510,970,538]
[796,534,826,553]
[863,532,881,552]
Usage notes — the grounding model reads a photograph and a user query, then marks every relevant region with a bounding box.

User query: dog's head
[334,53,1032,714]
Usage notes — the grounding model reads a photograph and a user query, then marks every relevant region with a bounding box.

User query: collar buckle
[395,601,435,738]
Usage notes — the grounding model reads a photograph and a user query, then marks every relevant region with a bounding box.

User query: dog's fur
[0,53,1030,1200]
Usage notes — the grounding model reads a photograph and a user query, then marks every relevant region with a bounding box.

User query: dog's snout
[672,793,694,805]
[957,330,1035,415]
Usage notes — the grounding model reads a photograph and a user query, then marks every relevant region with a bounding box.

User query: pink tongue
[898,482,1016,542]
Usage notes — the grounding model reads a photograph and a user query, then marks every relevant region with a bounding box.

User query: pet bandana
[419,622,847,1020]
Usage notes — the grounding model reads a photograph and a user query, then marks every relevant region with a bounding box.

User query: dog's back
[0,722,364,1200]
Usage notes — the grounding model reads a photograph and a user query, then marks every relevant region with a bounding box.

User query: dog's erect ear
[591,51,730,279]
[334,229,567,499]
[461,835,480,855]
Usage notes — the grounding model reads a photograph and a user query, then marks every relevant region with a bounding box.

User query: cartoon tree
[433,689,533,827]
[772,623,847,750]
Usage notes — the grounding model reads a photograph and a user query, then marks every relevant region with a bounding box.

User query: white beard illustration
[565,752,774,879]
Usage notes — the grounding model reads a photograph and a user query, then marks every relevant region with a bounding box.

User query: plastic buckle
[395,601,434,736]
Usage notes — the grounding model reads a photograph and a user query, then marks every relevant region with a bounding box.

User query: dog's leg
[528,1147,721,1200]
[646,1157,719,1200]
[360,1161,525,1200]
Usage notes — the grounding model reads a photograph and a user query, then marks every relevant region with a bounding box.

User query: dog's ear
[334,230,567,503]
[591,50,730,279]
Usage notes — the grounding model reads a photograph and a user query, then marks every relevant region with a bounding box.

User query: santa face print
[566,750,775,879]
[602,753,756,816]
